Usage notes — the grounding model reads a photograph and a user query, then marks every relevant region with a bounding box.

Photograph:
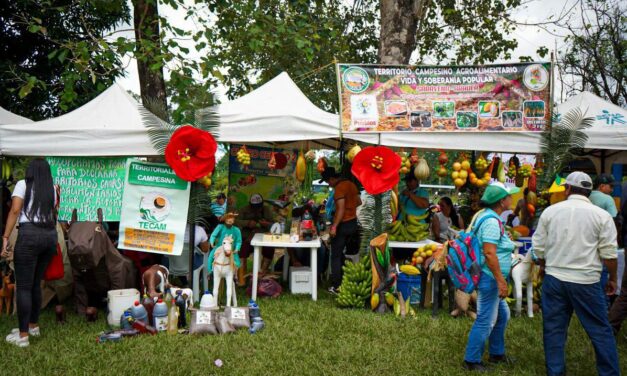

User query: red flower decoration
[351,146,401,195]
[165,125,217,182]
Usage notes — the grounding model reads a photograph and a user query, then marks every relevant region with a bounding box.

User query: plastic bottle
[130,301,148,324]
[175,291,187,328]
[141,294,155,325]
[131,319,157,335]
[153,299,168,332]
[167,299,178,335]
[164,290,173,310]
[249,317,265,334]
[248,299,261,320]
[200,291,216,310]
[120,309,133,329]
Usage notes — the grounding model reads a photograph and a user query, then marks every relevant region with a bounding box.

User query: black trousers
[13,223,57,333]
[330,219,358,288]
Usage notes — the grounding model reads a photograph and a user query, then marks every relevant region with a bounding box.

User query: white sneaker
[5,331,29,347]
[10,327,40,336]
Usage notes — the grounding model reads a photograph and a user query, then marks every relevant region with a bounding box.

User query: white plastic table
[388,239,441,249]
[250,233,322,301]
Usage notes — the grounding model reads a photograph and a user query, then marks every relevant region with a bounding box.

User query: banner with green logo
[337,62,552,133]
[47,157,127,221]
[118,159,190,255]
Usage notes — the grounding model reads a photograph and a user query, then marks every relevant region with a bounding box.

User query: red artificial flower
[165,125,217,182]
[351,146,401,195]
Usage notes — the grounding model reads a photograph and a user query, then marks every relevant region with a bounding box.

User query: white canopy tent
[210,72,341,149]
[0,106,33,124]
[0,83,159,156]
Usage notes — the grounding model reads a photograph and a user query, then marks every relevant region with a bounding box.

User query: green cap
[480,182,520,205]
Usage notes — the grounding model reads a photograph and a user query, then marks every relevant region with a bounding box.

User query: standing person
[233,193,276,284]
[463,182,518,371]
[533,172,619,376]
[210,193,227,222]
[319,168,360,294]
[432,196,465,242]
[513,188,531,227]
[589,174,618,218]
[400,174,429,220]
[2,159,58,348]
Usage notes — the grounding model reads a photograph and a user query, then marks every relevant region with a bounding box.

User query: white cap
[565,171,593,190]
[250,193,263,205]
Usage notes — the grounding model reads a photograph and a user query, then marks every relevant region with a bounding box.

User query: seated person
[400,174,429,221]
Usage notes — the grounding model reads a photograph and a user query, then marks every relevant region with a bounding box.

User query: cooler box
[397,273,421,304]
[107,288,140,327]
[517,237,533,255]
[289,267,312,294]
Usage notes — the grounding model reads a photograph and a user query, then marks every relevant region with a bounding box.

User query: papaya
[512,225,530,237]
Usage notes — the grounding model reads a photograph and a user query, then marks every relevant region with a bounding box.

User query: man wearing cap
[533,171,619,376]
[319,167,361,294]
[590,174,618,218]
[233,193,276,285]
[464,182,518,371]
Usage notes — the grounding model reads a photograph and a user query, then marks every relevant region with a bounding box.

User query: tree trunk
[133,0,168,110]
[378,0,428,64]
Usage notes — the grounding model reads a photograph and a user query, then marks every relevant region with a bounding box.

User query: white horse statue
[212,235,237,307]
[511,251,535,317]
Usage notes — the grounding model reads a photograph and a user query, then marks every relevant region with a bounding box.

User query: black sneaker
[463,361,489,372]
[327,286,340,295]
[488,354,516,364]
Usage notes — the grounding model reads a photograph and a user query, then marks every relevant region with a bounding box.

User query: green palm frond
[187,183,213,226]
[539,108,593,190]
[140,97,178,155]
[195,106,220,139]
[358,191,392,255]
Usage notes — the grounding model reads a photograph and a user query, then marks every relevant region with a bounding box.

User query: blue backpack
[445,212,504,293]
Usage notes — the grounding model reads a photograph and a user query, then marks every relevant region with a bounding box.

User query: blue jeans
[464,274,510,363]
[542,274,619,376]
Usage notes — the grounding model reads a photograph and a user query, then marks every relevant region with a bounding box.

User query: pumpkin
[296,151,307,182]
[512,225,530,237]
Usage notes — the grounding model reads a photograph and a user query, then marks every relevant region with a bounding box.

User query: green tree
[0,0,130,119]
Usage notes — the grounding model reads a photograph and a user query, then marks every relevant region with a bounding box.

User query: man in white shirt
[533,171,619,376]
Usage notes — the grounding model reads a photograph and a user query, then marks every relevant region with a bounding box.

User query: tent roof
[212,72,341,149]
[0,106,33,124]
[556,92,627,150]
[0,83,159,156]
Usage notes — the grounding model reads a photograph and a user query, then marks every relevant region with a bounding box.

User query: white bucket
[107,288,140,327]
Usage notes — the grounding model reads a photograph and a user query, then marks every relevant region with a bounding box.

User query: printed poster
[228,144,298,215]
[118,160,190,255]
[47,157,127,221]
[337,62,552,132]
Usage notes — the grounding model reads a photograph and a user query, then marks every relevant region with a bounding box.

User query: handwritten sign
[47,157,127,221]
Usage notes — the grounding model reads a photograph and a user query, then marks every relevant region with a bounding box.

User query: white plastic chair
[165,246,208,303]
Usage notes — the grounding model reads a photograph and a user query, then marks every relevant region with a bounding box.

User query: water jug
[153,299,168,332]
[248,299,261,320]
[200,291,217,310]
[130,301,148,325]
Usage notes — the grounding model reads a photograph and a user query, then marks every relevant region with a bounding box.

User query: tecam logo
[138,193,171,230]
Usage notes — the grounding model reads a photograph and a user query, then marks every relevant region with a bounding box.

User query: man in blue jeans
[533,172,619,376]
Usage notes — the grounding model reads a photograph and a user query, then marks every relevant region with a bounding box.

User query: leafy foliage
[539,108,592,191]
[358,191,392,255]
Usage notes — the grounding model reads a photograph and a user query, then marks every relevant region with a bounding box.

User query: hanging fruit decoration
[409,148,419,166]
[268,152,277,170]
[451,157,467,189]
[295,150,307,182]
[517,164,533,188]
[198,171,213,189]
[346,144,362,163]
[236,145,251,168]
[316,157,328,173]
[474,153,489,175]
[507,154,520,179]
[414,157,430,180]
[398,149,411,174]
[436,150,448,178]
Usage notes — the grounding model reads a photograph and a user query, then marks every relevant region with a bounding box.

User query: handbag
[44,243,64,281]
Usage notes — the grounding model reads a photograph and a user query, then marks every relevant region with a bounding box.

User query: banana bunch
[336,256,373,308]
[1,159,11,180]
[236,146,251,166]
[387,213,429,242]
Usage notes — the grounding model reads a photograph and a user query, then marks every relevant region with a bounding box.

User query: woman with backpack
[463,182,518,371]
[1,159,58,348]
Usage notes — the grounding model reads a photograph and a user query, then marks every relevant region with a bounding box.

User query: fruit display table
[388,239,441,249]
[250,233,321,301]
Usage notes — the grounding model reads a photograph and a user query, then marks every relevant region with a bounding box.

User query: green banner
[47,157,127,221]
[337,62,552,133]
[118,159,190,256]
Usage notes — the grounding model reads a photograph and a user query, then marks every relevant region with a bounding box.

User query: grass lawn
[1,288,626,375]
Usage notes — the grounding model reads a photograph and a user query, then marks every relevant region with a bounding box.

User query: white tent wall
[0,83,159,156]
[0,106,33,124]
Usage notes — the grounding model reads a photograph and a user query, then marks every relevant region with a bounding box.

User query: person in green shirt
[208,212,242,274]
[589,174,618,217]
[400,174,429,219]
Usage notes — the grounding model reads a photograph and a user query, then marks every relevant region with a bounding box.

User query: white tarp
[0,83,159,156]
[211,72,341,149]
[0,106,32,124]
[556,92,627,150]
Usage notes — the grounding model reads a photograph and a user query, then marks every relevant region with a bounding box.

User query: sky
[115,0,579,105]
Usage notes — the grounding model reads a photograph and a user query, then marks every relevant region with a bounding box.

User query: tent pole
[188,187,196,287]
[0,156,4,236]
[600,150,606,174]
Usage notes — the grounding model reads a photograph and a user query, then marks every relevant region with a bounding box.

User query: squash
[346,144,361,163]
[513,225,530,237]
[414,158,430,180]
[296,151,307,182]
